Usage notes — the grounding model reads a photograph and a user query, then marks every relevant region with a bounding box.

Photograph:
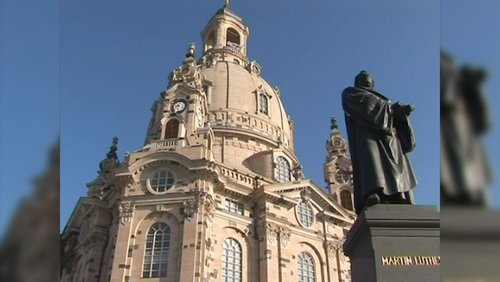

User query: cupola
[200,0,249,64]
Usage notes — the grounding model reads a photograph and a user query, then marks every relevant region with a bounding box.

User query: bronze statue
[440,51,491,206]
[342,70,417,214]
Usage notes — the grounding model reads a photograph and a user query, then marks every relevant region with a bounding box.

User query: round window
[147,169,175,194]
[297,201,314,227]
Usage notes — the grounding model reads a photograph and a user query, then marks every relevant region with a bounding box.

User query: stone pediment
[62,197,107,234]
[260,179,355,224]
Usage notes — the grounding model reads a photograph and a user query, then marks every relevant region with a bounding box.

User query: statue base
[441,208,500,280]
[343,205,440,282]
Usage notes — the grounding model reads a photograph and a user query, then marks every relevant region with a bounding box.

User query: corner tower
[324,117,355,211]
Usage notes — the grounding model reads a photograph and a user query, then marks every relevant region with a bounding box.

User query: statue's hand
[392,102,415,115]
[403,104,415,114]
[391,101,403,110]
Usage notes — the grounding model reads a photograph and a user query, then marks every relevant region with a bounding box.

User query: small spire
[224,0,230,8]
[330,116,338,130]
[106,137,119,160]
[186,42,196,58]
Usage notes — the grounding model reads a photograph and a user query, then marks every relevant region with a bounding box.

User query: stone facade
[61,4,355,282]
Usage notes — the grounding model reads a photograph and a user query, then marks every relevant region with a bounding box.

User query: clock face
[173,100,186,113]
[335,169,350,184]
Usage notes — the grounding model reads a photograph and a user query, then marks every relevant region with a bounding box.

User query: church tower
[61,4,354,282]
[324,117,354,211]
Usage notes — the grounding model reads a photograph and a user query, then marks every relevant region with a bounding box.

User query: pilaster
[109,201,135,282]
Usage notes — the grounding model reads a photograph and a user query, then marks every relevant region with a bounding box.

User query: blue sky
[1,0,442,232]
[0,0,59,236]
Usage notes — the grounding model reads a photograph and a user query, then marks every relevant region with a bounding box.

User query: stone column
[257,221,280,282]
[109,201,134,282]
[324,240,342,282]
[178,197,201,281]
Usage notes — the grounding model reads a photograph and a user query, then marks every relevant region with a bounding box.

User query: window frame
[146,168,176,195]
[296,201,315,228]
[226,28,241,47]
[224,199,244,215]
[297,251,316,282]
[164,119,180,139]
[142,222,171,278]
[222,237,242,282]
[339,189,353,211]
[274,156,291,182]
[259,93,269,115]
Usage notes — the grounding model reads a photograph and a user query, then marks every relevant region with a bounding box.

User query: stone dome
[201,61,294,150]
[142,6,300,179]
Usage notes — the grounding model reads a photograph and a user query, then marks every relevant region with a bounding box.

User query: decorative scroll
[279,226,291,247]
[324,241,342,259]
[181,199,197,220]
[257,221,292,247]
[181,191,215,220]
[118,201,134,225]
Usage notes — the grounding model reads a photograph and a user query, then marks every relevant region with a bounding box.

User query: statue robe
[342,86,417,213]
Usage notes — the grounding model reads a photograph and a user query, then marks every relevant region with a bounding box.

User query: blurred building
[60,4,355,282]
[0,142,60,282]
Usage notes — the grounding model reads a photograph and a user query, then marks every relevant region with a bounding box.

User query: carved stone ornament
[257,221,281,246]
[200,192,215,215]
[181,199,197,220]
[203,196,216,217]
[156,204,167,212]
[170,54,202,89]
[247,60,261,75]
[324,241,341,259]
[180,192,215,220]
[300,189,312,202]
[279,226,292,247]
[202,53,221,68]
[292,164,305,180]
[118,201,134,225]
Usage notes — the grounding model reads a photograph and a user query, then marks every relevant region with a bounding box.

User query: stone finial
[186,42,196,58]
[106,136,119,160]
[331,116,338,130]
[293,164,305,180]
[99,137,119,172]
[224,0,230,8]
[300,189,312,202]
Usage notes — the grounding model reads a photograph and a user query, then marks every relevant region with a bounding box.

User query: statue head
[354,70,374,89]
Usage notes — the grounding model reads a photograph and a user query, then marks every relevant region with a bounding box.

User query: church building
[61,3,356,282]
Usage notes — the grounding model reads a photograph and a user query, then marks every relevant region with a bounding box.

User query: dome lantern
[200,1,250,65]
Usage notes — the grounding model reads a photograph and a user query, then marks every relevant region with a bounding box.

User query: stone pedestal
[441,208,500,281]
[343,205,440,282]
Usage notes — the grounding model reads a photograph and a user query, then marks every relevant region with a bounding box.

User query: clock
[335,169,350,184]
[173,100,187,113]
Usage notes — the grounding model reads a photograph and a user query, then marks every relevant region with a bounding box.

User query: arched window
[164,119,179,139]
[226,28,240,47]
[297,201,314,227]
[222,238,242,282]
[297,251,316,282]
[206,30,215,49]
[275,156,290,182]
[259,93,268,115]
[340,190,353,211]
[143,222,170,278]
